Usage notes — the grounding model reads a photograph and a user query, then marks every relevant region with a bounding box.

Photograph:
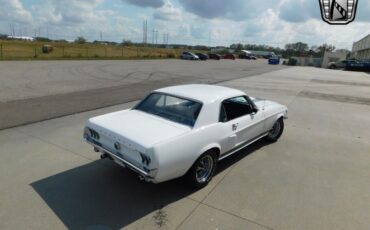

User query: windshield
[134,93,202,127]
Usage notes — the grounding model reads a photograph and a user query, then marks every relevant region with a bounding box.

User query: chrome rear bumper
[85,138,155,181]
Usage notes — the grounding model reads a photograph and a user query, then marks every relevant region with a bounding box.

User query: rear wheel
[266,118,284,142]
[187,150,217,189]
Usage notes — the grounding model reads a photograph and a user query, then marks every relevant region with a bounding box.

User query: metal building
[352,34,370,60]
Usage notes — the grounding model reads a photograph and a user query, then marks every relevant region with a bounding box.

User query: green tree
[285,42,309,52]
[317,43,336,54]
[121,40,133,46]
[35,37,51,42]
[75,36,87,44]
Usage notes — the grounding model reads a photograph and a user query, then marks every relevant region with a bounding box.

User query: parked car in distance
[84,84,288,188]
[268,56,280,65]
[223,54,236,60]
[195,53,209,61]
[208,53,221,60]
[345,59,370,71]
[328,59,356,69]
[239,53,257,60]
[181,51,199,60]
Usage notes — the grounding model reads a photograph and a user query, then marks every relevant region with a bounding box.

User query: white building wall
[322,51,348,68]
[352,34,370,60]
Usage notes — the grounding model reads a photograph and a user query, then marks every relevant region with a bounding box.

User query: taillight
[140,153,151,165]
[84,127,100,140]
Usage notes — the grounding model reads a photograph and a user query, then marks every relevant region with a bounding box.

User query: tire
[187,150,217,189]
[265,118,284,142]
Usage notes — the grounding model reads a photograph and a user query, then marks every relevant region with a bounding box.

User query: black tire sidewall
[187,151,217,189]
[266,118,284,142]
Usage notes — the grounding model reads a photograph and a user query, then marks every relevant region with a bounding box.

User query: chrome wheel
[268,121,281,139]
[195,155,214,183]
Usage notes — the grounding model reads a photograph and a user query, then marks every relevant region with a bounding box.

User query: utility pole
[155,30,158,45]
[142,20,147,45]
[152,29,155,45]
[143,21,145,44]
[208,32,211,48]
[9,24,12,36]
[10,24,15,36]
[100,31,103,41]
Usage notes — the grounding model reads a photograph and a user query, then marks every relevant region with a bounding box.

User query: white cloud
[123,0,165,8]
[153,1,182,21]
[0,0,32,23]
[0,0,367,49]
[52,0,104,24]
[178,0,280,21]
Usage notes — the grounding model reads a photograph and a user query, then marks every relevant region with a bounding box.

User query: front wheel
[187,150,217,189]
[266,118,284,142]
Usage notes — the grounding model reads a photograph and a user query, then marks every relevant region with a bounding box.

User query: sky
[0,0,369,49]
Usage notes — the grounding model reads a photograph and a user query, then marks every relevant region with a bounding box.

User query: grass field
[0,40,192,60]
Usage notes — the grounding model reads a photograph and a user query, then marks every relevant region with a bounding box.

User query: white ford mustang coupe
[84,84,288,188]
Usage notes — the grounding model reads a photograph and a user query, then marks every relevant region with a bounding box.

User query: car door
[184,52,191,59]
[219,96,265,153]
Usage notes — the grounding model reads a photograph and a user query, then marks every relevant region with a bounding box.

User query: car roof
[154,84,245,104]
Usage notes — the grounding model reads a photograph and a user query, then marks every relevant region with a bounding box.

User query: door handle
[232,123,239,131]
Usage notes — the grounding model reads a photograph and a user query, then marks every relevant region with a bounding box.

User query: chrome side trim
[85,138,153,178]
[218,133,268,161]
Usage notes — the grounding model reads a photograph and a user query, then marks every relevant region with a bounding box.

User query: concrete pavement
[1,67,370,230]
[0,59,286,129]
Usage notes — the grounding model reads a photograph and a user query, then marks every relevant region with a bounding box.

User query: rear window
[134,93,202,127]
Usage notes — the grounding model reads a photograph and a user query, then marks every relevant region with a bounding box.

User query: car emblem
[114,142,121,150]
[319,0,358,25]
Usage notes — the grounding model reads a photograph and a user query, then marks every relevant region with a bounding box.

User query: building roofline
[354,34,370,44]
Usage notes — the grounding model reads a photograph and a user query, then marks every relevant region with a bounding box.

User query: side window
[220,96,253,122]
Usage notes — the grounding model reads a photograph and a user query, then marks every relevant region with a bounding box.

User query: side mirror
[252,107,258,114]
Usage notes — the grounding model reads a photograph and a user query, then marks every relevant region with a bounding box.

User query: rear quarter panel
[152,124,223,183]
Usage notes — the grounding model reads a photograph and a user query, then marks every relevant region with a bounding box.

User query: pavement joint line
[200,202,274,230]
[11,128,107,167]
[175,160,241,230]
[213,67,292,86]
[286,124,365,142]
[286,76,316,107]
[184,196,274,230]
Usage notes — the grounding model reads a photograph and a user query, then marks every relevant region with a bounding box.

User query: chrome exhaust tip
[138,175,152,182]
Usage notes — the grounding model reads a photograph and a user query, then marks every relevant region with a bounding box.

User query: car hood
[86,109,191,151]
[251,97,285,110]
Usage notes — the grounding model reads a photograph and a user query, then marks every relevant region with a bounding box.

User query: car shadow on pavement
[31,140,270,230]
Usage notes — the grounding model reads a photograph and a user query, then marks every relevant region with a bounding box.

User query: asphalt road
[1,67,369,230]
[0,59,286,129]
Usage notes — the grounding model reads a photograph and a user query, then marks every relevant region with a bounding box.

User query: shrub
[167,53,175,58]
